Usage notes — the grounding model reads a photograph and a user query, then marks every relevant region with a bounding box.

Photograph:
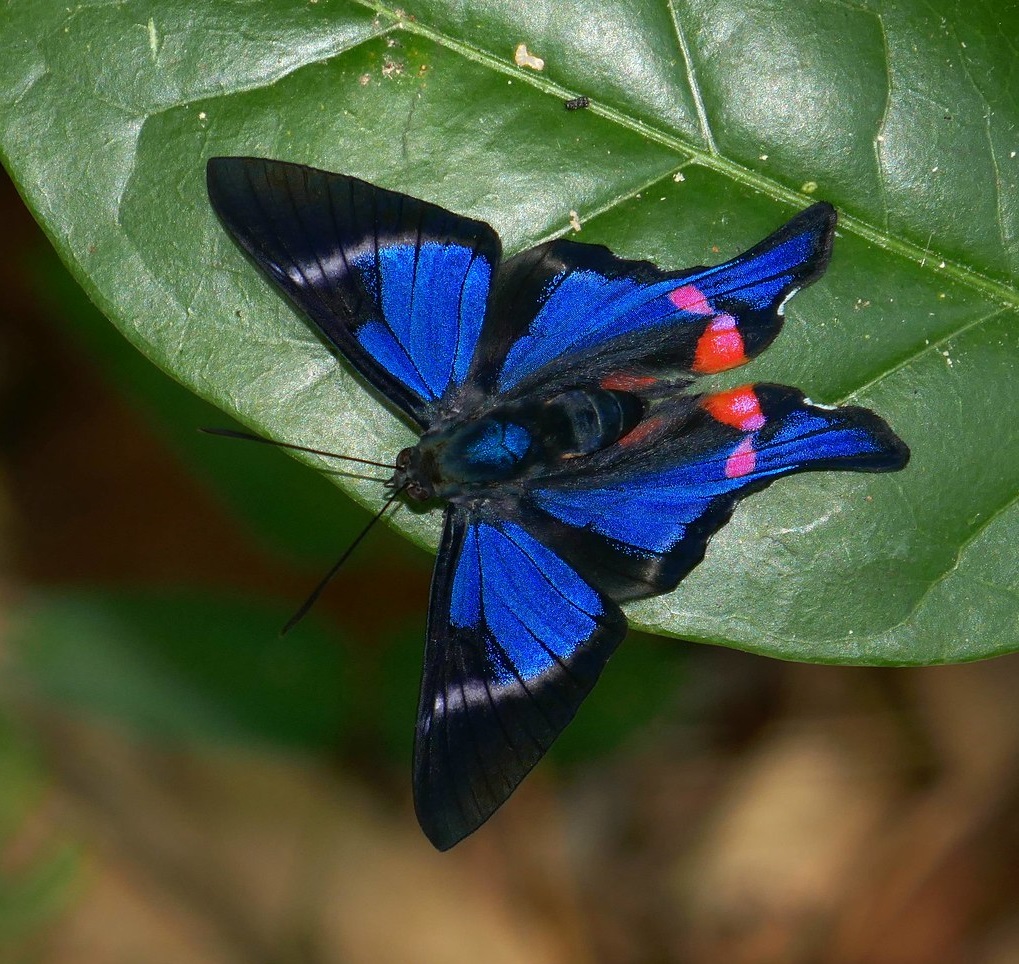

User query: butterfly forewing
[469,202,836,404]
[207,157,501,427]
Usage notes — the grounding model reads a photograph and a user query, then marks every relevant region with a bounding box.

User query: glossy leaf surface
[1,0,1016,664]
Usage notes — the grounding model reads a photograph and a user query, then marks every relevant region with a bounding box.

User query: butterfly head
[391,445,435,503]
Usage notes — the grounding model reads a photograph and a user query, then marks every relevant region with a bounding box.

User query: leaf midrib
[342,0,1017,310]
[77,0,1013,311]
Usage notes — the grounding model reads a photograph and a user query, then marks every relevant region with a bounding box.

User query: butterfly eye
[406,482,430,502]
[396,448,413,470]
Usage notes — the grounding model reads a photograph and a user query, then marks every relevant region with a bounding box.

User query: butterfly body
[396,385,647,500]
[207,157,909,850]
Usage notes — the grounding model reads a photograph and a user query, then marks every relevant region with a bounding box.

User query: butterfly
[206,157,909,850]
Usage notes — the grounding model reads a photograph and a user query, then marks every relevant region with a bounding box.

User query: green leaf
[8,590,350,749]
[1,1,1016,664]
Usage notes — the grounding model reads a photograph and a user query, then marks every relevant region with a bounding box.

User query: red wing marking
[618,416,664,448]
[702,386,766,432]
[692,314,748,373]
[600,374,658,392]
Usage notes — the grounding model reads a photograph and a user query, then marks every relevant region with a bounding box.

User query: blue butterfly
[206,158,909,850]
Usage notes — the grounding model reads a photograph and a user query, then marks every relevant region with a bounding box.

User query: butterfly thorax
[393,387,645,502]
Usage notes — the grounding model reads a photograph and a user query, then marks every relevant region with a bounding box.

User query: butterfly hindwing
[470,203,836,402]
[522,385,910,600]
[414,505,627,850]
[207,157,500,426]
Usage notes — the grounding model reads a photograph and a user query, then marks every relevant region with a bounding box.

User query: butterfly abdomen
[540,388,645,458]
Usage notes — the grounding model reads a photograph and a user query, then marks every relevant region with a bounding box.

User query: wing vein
[477,536,561,734]
[241,162,338,325]
[499,524,602,619]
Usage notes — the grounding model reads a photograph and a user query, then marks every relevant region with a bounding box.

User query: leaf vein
[344,0,1018,313]
[882,485,1019,636]
[665,0,717,154]
[837,305,1009,403]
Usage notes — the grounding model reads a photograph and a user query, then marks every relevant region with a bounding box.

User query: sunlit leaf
[1,1,1016,663]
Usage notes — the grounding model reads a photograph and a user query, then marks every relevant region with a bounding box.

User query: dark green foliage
[1,1,1016,664]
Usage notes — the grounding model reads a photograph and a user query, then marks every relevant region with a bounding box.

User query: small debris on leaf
[514,44,545,70]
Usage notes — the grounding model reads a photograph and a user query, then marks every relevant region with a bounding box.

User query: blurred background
[3,163,1019,964]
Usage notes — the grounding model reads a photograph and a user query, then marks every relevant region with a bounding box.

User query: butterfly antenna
[280,484,407,636]
[200,426,397,471]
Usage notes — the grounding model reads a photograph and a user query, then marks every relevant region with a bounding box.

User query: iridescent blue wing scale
[469,203,836,402]
[519,384,910,600]
[207,157,500,427]
[415,505,626,850]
